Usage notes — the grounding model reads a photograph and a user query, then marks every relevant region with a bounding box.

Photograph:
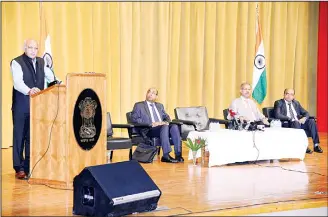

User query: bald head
[24,39,39,59]
[240,82,252,98]
[283,88,295,102]
[145,87,158,102]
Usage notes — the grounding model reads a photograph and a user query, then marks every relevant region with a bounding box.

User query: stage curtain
[1,2,318,148]
[317,2,328,132]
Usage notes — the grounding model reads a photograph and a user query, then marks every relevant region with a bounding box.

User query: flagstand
[252,3,267,104]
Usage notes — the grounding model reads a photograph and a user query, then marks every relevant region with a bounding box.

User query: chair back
[107,112,113,137]
[223,109,229,120]
[262,107,274,119]
[126,112,133,123]
[126,112,143,136]
[174,106,209,139]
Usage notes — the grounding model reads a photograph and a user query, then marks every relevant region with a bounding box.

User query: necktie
[150,103,160,122]
[288,103,295,120]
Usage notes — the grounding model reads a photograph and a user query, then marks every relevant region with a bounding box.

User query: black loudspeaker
[73,160,161,217]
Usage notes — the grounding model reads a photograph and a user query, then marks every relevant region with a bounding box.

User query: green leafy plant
[185,137,207,151]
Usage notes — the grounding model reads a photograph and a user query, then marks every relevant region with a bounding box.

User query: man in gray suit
[274,88,323,154]
[131,88,183,163]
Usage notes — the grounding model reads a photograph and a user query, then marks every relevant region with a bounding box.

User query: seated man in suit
[131,88,183,163]
[274,88,323,154]
[228,82,270,126]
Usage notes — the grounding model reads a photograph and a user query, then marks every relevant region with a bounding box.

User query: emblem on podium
[73,88,102,150]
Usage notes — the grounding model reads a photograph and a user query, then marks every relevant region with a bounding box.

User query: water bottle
[270,119,282,128]
[270,120,275,128]
[276,119,282,128]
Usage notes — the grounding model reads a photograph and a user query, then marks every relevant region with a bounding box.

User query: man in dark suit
[131,88,183,163]
[274,88,323,154]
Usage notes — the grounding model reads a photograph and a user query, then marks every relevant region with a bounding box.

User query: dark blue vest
[11,54,45,113]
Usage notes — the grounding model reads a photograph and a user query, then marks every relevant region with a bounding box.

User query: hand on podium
[29,87,41,95]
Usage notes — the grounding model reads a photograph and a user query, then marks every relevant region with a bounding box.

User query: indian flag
[252,4,267,104]
[39,2,54,70]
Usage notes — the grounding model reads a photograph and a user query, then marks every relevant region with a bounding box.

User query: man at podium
[10,39,57,179]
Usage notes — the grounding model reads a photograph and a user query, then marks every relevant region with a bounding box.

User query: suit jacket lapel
[143,101,152,120]
[154,103,162,119]
[282,99,288,116]
[292,100,299,116]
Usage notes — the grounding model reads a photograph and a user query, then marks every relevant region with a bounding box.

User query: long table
[187,128,308,167]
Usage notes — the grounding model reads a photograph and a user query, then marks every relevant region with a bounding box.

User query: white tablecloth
[187,128,308,167]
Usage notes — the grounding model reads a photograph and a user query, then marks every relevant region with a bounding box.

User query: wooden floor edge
[179,197,328,216]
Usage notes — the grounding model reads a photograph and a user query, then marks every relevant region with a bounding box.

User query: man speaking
[10,39,57,179]
[228,82,269,126]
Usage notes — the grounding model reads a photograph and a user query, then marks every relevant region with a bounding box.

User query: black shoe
[175,155,184,163]
[161,155,178,163]
[306,147,313,154]
[314,145,323,153]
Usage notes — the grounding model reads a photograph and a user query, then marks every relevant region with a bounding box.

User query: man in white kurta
[228,82,269,125]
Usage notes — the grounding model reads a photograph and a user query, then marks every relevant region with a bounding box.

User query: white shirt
[228,96,265,122]
[146,101,162,123]
[284,100,298,121]
[11,59,57,95]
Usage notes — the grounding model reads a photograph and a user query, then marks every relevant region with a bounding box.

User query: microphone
[244,121,251,131]
[46,64,61,87]
[229,109,241,130]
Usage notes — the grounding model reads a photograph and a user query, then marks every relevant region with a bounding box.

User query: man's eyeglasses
[27,46,38,50]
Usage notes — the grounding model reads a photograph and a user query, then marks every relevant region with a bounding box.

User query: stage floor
[1,133,327,216]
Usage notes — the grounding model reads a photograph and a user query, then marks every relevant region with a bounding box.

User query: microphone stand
[229,110,241,130]
[231,117,241,130]
[47,65,61,87]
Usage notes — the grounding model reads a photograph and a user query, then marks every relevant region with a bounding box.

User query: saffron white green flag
[40,2,54,70]
[252,4,267,104]
[42,35,54,69]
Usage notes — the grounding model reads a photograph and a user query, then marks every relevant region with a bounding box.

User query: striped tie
[150,103,160,122]
[288,103,296,120]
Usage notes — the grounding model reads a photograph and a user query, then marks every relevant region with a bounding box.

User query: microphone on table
[229,109,241,130]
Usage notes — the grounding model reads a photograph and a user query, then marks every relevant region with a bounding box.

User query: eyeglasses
[148,90,158,95]
[27,46,38,50]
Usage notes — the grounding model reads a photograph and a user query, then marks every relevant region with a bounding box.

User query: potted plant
[185,137,207,165]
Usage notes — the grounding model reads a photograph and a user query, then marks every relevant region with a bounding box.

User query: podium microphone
[46,64,60,87]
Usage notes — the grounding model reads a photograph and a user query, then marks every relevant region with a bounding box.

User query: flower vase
[201,146,205,165]
[192,151,197,165]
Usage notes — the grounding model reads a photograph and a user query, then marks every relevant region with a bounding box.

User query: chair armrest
[309,116,316,120]
[170,119,183,125]
[209,118,231,125]
[112,124,134,129]
[173,119,197,128]
[131,123,152,128]
[126,123,152,139]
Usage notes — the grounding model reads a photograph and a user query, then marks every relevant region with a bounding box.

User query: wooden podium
[29,73,107,188]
